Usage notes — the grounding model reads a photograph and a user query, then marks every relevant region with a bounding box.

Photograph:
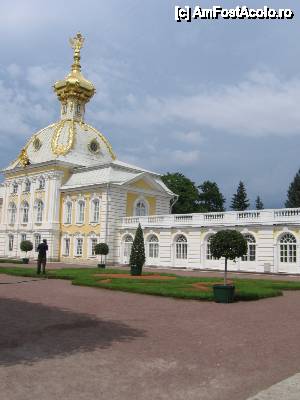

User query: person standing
[37,239,48,275]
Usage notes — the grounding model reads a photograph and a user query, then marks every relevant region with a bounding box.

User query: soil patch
[95,274,177,281]
[98,279,112,284]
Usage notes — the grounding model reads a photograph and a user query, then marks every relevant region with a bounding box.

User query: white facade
[118,209,300,274]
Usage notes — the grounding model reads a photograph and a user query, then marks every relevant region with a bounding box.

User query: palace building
[0,34,300,274]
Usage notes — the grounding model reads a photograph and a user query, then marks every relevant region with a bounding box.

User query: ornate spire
[53,33,95,122]
[69,32,84,73]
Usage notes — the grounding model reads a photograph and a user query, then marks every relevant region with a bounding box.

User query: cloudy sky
[0,0,299,209]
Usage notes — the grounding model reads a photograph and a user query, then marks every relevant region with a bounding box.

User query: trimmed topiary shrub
[210,230,247,285]
[130,223,145,276]
[20,240,33,264]
[94,243,109,268]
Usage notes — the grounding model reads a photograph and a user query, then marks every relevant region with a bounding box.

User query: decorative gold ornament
[18,148,30,167]
[85,123,116,160]
[69,32,84,60]
[51,119,76,156]
[53,33,95,105]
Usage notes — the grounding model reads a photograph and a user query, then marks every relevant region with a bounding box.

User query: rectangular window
[91,238,97,256]
[92,201,100,223]
[64,238,70,256]
[76,238,83,256]
[65,203,72,224]
[77,202,85,224]
[8,235,14,252]
[21,234,26,242]
[35,234,41,252]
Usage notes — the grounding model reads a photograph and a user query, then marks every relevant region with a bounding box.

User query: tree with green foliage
[231,181,250,211]
[95,243,109,267]
[210,230,247,285]
[198,181,225,212]
[161,172,199,214]
[20,240,33,256]
[255,196,264,210]
[285,169,300,208]
[20,240,33,263]
[130,223,145,276]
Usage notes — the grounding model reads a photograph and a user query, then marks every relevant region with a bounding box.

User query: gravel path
[1,274,300,400]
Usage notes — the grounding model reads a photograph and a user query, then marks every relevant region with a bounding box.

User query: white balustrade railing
[120,208,300,228]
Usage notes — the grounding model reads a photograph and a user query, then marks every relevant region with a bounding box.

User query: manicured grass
[1,266,300,302]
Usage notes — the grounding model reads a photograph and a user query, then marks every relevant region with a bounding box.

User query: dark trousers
[37,257,46,274]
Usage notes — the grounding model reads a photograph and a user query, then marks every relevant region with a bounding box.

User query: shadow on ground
[0,298,145,366]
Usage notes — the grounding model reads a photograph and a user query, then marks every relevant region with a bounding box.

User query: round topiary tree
[20,240,33,264]
[94,243,109,268]
[210,230,247,285]
[130,223,145,276]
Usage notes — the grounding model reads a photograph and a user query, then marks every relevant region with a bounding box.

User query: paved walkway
[246,373,300,399]
[1,274,300,399]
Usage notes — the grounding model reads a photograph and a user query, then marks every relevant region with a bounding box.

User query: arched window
[123,235,133,263]
[8,235,14,252]
[35,200,44,223]
[24,179,31,192]
[21,201,29,223]
[34,234,41,252]
[242,234,256,261]
[91,199,100,223]
[135,199,148,216]
[77,200,85,224]
[8,202,17,225]
[175,235,187,260]
[12,182,18,194]
[64,202,72,224]
[206,236,216,260]
[280,233,297,263]
[148,235,159,259]
[38,177,45,190]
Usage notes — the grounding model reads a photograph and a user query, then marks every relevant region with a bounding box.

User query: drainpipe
[170,195,179,213]
[105,183,110,261]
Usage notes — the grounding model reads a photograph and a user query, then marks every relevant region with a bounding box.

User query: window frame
[279,233,297,264]
[76,200,85,224]
[242,234,256,262]
[148,235,159,259]
[35,200,44,223]
[175,234,188,260]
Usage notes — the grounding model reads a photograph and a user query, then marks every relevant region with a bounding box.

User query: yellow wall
[126,192,156,216]
[60,192,101,258]
[131,179,154,191]
[60,192,101,233]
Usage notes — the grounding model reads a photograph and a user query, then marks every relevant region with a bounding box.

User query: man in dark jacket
[37,239,48,275]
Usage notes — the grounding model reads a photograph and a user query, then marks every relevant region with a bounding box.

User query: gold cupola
[54,33,95,122]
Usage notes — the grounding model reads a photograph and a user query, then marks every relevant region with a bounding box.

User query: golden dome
[53,33,95,104]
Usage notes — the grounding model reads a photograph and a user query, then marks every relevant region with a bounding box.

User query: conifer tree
[231,181,250,211]
[130,223,145,276]
[285,169,300,208]
[255,196,264,210]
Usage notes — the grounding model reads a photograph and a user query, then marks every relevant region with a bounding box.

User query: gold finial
[19,148,30,167]
[69,32,85,72]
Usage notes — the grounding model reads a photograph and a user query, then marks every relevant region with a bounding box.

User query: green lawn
[1,266,300,302]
